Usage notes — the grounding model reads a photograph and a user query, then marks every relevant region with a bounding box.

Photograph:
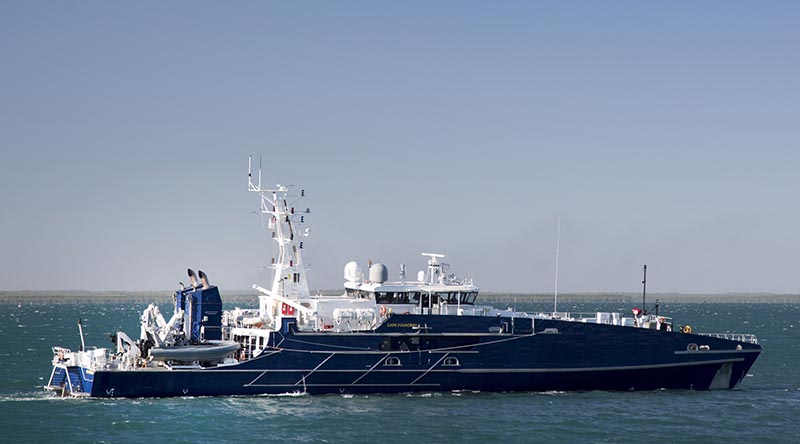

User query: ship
[44,158,762,398]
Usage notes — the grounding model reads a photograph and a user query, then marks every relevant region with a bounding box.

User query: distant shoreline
[1,290,798,304]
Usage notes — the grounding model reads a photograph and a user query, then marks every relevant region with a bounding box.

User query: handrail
[545,312,672,322]
[697,333,759,344]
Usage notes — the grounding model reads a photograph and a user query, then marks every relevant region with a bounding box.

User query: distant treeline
[0,290,257,305]
[1,290,798,304]
[477,292,800,304]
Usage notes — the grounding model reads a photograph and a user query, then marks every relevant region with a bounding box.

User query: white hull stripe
[674,349,760,355]
[450,358,745,373]
[97,357,744,375]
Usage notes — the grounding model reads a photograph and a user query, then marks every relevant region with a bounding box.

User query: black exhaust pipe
[188,268,198,288]
[198,270,210,289]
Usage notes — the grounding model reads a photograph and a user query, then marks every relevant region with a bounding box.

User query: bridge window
[384,357,402,367]
[459,292,478,305]
[348,289,372,299]
[391,292,410,304]
[443,357,460,367]
[434,292,456,303]
[434,292,457,304]
[375,292,391,304]
[375,292,414,304]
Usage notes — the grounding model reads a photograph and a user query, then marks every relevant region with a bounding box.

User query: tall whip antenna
[553,216,561,314]
[642,264,647,314]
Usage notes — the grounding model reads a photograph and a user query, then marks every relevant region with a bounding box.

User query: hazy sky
[1,2,799,294]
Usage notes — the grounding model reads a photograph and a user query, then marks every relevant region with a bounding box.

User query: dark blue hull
[74,315,761,398]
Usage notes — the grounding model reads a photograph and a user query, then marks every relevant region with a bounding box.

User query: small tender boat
[148,342,240,362]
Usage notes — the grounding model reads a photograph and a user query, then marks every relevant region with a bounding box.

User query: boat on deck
[44,158,762,398]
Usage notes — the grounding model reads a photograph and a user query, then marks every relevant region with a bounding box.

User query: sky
[1,1,799,294]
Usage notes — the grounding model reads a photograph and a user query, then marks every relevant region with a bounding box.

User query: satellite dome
[369,263,389,284]
[344,261,361,282]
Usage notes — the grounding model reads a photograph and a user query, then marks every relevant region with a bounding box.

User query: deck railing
[697,333,759,344]
[544,312,672,328]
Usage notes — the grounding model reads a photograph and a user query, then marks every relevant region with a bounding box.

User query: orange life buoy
[380,305,387,316]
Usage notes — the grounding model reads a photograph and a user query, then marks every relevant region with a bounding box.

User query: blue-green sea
[1,300,798,443]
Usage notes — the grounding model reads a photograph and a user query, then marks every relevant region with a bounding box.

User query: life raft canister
[281,303,296,316]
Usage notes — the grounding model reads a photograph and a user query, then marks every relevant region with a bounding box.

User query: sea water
[1,300,798,443]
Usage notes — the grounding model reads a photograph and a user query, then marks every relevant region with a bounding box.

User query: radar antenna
[421,253,446,285]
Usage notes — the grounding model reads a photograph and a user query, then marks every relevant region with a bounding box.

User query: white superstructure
[221,157,482,337]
